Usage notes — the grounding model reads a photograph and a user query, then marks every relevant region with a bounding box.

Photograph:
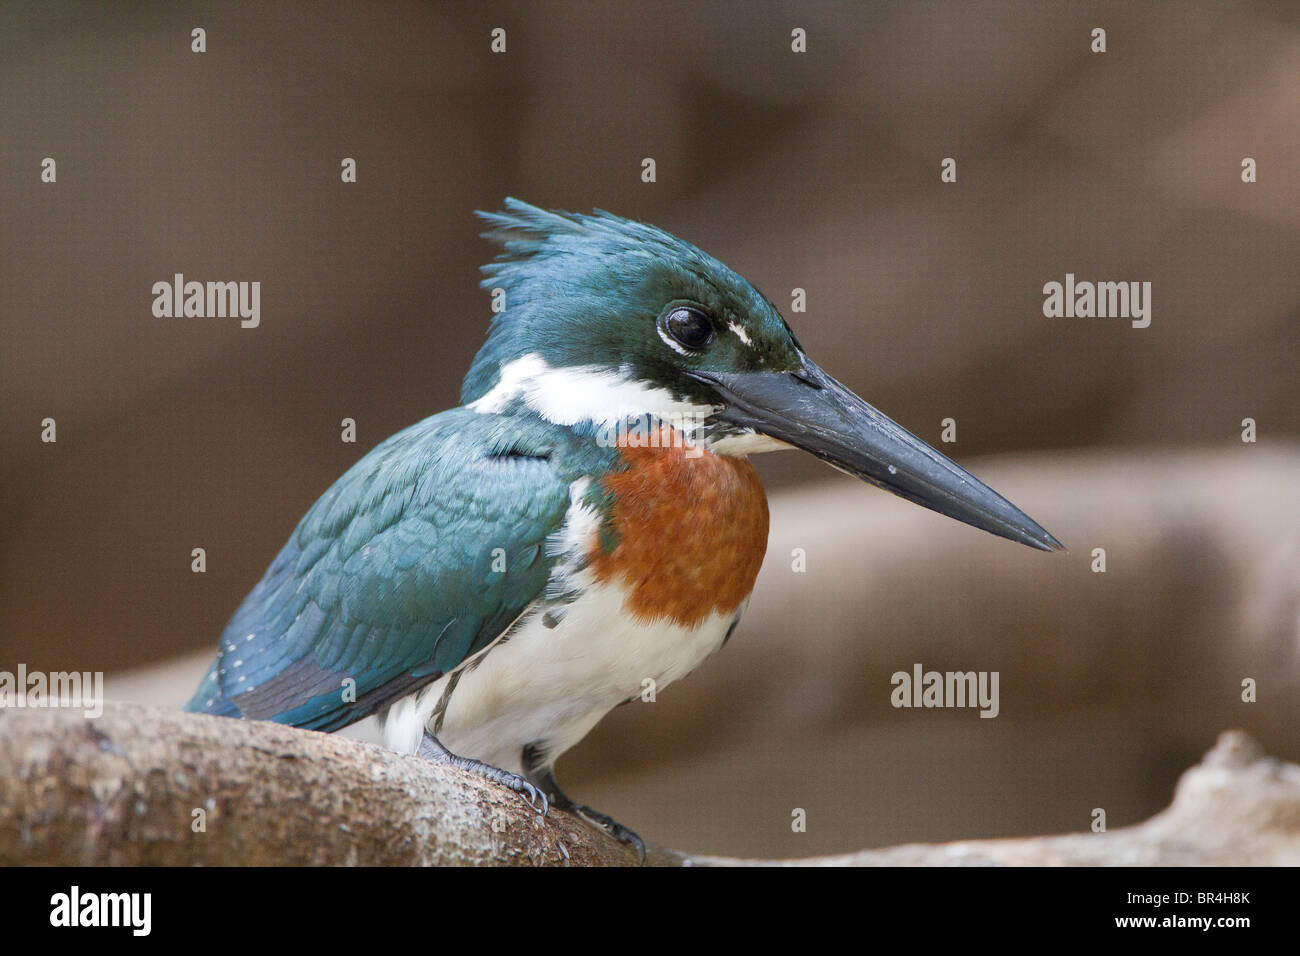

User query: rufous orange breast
[588,429,770,629]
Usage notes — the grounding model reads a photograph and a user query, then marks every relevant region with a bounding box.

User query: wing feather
[184,408,604,732]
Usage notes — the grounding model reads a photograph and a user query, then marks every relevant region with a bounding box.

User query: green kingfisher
[185,199,1062,857]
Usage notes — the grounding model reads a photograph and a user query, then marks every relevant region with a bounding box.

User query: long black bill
[690,361,1064,552]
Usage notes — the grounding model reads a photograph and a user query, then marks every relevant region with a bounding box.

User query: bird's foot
[526,760,645,862]
[418,733,548,815]
[570,803,646,863]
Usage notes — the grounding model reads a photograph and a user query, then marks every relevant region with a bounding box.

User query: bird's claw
[419,733,548,817]
[575,804,646,863]
[517,781,549,816]
[477,766,549,817]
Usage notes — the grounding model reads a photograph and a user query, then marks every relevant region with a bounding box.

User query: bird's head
[463,198,1062,552]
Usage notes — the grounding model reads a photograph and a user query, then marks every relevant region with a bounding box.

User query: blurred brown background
[2,1,1297,859]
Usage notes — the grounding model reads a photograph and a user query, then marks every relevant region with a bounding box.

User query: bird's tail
[181,656,242,718]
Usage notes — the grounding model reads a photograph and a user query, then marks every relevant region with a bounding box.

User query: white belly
[380,580,742,773]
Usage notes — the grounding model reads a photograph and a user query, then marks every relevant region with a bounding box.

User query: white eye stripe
[727,321,753,347]
[657,326,692,356]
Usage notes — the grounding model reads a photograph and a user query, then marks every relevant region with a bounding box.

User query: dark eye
[663,306,714,350]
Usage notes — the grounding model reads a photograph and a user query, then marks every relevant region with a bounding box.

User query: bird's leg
[527,764,646,863]
[418,732,548,815]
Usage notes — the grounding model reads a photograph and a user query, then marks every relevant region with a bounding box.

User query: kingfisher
[185,199,1062,858]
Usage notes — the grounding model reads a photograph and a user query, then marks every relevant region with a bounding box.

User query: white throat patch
[468,353,717,432]
[468,353,792,459]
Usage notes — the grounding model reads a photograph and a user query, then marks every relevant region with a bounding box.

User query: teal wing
[184,408,604,731]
